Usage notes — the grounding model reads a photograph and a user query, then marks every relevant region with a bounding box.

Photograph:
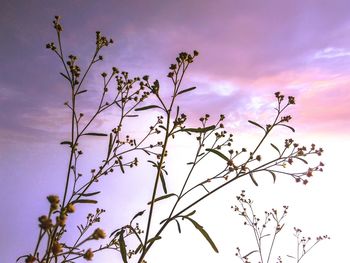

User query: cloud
[313,47,350,59]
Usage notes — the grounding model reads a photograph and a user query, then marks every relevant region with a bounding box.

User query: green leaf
[249,172,259,186]
[243,250,258,258]
[183,210,196,217]
[295,157,308,164]
[119,230,128,263]
[72,199,97,204]
[279,124,295,132]
[135,105,161,111]
[270,143,281,155]
[118,158,125,174]
[146,236,161,245]
[80,191,101,197]
[107,133,113,156]
[205,148,229,162]
[177,86,196,95]
[147,193,177,205]
[135,243,143,254]
[131,210,146,224]
[109,228,121,238]
[76,89,87,95]
[159,170,167,194]
[83,132,108,136]
[185,217,219,253]
[182,125,216,133]
[60,141,72,146]
[147,160,157,167]
[175,219,182,233]
[267,170,276,183]
[248,120,265,131]
[60,72,70,81]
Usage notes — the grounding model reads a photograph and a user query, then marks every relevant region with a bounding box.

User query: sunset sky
[1,1,349,262]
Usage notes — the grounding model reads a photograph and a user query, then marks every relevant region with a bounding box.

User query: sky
[0,0,349,262]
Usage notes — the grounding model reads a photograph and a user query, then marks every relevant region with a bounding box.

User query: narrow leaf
[243,250,258,258]
[147,160,157,167]
[249,172,259,186]
[135,243,143,254]
[108,133,113,156]
[183,210,196,217]
[295,157,308,164]
[72,199,97,204]
[80,191,101,197]
[60,141,72,146]
[60,72,70,81]
[186,217,219,253]
[183,125,215,133]
[177,86,196,95]
[109,229,121,238]
[83,132,108,136]
[279,124,295,132]
[175,219,182,233]
[119,230,128,263]
[76,89,87,95]
[270,143,281,155]
[135,105,161,111]
[248,120,265,131]
[146,236,161,245]
[118,158,125,174]
[131,210,146,224]
[159,170,167,194]
[267,170,276,183]
[147,193,176,205]
[205,148,229,162]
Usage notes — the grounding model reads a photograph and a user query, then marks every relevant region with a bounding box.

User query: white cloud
[190,75,239,96]
[313,47,350,59]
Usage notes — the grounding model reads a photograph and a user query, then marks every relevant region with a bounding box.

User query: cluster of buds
[86,208,105,226]
[274,91,296,105]
[174,113,187,127]
[177,50,198,63]
[96,31,113,49]
[167,50,199,78]
[67,55,80,79]
[53,16,62,32]
[46,42,57,51]
[199,113,210,123]
[280,115,292,122]
[129,157,139,168]
[47,195,60,211]
[227,158,237,172]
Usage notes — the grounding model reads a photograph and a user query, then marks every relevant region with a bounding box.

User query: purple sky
[1,1,350,262]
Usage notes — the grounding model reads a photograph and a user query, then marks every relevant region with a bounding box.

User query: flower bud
[84,249,94,261]
[92,228,106,240]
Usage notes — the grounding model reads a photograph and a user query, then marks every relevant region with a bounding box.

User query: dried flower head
[92,228,106,240]
[84,249,94,261]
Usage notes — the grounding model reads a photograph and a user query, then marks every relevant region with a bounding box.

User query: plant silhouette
[18,17,326,263]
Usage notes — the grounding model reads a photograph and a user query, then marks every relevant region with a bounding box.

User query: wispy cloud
[313,47,350,59]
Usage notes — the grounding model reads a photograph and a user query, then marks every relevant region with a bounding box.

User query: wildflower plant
[233,191,329,263]
[18,17,325,263]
